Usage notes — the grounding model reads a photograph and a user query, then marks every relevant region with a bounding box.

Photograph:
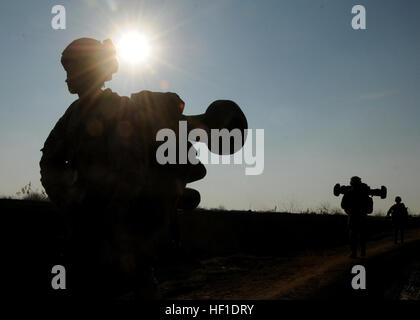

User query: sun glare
[117,32,151,64]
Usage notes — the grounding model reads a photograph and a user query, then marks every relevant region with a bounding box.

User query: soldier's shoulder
[67,99,80,110]
[60,99,80,119]
[130,90,183,102]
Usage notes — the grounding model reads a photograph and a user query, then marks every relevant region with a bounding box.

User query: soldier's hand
[52,170,86,208]
[61,166,78,187]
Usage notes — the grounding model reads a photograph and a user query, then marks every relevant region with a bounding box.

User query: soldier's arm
[341,197,350,214]
[386,205,394,217]
[39,104,76,204]
[402,204,409,217]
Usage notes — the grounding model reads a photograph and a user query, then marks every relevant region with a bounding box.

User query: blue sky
[0,0,419,213]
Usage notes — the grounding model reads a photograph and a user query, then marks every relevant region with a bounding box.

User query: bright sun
[117,32,151,64]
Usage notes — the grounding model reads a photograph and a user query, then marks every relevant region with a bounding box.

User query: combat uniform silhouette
[40,38,206,299]
[387,196,408,244]
[340,176,373,258]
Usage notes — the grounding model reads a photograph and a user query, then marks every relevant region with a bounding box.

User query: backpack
[341,187,373,214]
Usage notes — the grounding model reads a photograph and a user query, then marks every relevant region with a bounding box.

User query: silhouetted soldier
[387,196,408,244]
[40,38,206,299]
[340,176,373,258]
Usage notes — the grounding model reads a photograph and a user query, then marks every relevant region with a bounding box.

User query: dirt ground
[158,228,420,300]
[2,199,418,300]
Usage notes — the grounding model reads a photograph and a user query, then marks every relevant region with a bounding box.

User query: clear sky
[0,0,419,213]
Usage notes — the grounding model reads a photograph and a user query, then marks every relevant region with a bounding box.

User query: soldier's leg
[76,203,121,299]
[348,216,357,257]
[360,216,367,256]
[400,226,404,244]
[360,227,366,257]
[132,258,159,300]
[107,193,175,300]
[349,228,357,258]
[394,226,398,244]
[66,201,104,298]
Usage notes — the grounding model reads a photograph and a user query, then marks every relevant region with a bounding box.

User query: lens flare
[117,32,151,64]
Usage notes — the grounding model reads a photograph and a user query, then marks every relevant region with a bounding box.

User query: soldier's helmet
[61,38,118,94]
[395,196,402,203]
[350,176,362,187]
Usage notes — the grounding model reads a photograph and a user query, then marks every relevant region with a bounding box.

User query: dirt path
[160,228,420,299]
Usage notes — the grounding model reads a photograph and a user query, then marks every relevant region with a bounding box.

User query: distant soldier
[340,176,373,258]
[40,38,205,299]
[387,196,408,244]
